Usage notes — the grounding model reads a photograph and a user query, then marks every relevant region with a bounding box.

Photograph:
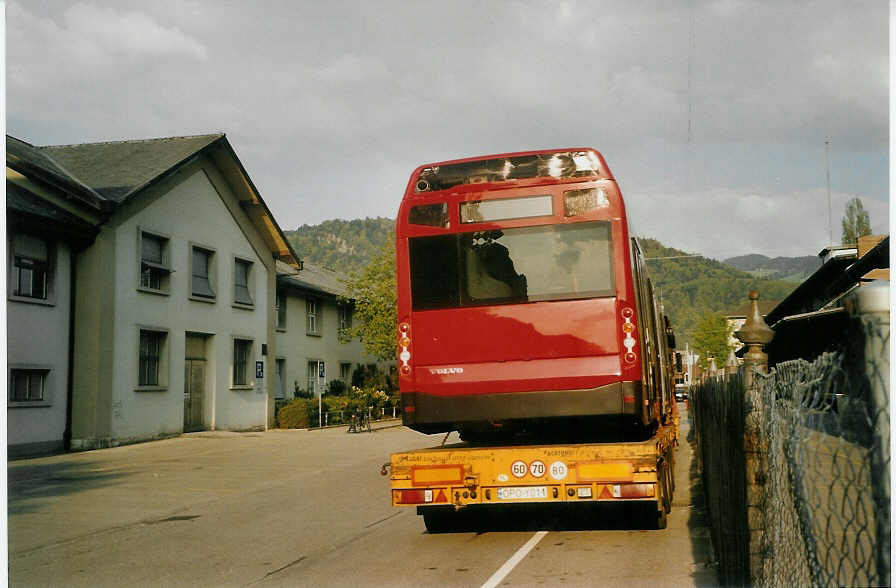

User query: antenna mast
[825,139,832,245]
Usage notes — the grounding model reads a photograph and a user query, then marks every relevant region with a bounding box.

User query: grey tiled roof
[39,134,223,201]
[277,260,348,298]
[6,182,95,231]
[726,300,779,318]
[6,135,103,208]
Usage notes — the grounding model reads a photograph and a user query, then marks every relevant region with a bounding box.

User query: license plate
[497,486,548,500]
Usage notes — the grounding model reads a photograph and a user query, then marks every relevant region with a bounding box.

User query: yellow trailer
[386,416,679,532]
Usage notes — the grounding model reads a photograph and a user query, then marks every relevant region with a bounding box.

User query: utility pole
[825,139,832,245]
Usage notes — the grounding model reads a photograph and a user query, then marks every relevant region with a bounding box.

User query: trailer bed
[388,416,679,530]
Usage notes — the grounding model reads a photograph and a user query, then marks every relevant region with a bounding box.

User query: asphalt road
[8,407,717,587]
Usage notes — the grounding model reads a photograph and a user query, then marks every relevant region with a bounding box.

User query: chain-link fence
[691,297,889,587]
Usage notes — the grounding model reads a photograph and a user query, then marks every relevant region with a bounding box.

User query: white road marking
[480,531,548,588]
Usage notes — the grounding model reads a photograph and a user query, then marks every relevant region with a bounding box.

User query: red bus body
[395,148,673,439]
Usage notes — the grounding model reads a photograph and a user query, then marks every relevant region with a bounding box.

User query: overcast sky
[6,1,889,259]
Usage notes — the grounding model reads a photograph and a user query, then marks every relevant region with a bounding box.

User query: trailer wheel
[422,507,456,534]
[655,505,668,529]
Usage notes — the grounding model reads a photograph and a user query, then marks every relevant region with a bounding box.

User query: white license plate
[497,486,548,500]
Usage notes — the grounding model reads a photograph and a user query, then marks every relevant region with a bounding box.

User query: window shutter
[14,234,48,261]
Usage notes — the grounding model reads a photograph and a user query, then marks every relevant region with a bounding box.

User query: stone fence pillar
[735,290,774,585]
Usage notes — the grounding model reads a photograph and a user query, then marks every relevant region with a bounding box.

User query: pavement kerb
[269,417,403,433]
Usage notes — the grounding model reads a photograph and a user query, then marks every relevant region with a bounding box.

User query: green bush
[276,398,324,429]
[326,379,347,396]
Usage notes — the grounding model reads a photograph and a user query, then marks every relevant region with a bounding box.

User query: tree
[341,233,397,361]
[841,197,872,245]
[691,311,732,370]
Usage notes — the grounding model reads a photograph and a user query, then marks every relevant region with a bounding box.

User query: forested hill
[722,253,821,282]
[284,218,394,275]
[284,219,799,347]
[639,239,796,346]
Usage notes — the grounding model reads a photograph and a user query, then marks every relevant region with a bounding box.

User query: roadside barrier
[691,287,889,586]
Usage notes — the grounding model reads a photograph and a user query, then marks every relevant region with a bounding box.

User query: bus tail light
[399,322,411,374]
[621,307,637,364]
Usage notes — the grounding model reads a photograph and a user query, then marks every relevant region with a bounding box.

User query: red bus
[395,149,674,440]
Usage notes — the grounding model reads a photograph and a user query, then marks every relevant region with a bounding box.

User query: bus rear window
[408,221,614,310]
[409,203,449,227]
[460,195,552,224]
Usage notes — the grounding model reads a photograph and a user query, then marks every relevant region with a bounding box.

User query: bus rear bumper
[402,381,642,434]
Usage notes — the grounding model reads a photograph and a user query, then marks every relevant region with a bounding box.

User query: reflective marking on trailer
[481,531,549,588]
[529,460,546,477]
[549,461,568,480]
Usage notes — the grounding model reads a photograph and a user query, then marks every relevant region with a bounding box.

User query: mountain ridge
[285,219,800,346]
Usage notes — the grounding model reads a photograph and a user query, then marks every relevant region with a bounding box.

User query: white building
[274,261,381,401]
[8,134,302,452]
[6,136,104,457]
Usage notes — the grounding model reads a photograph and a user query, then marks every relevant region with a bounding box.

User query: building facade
[274,261,381,401]
[6,136,103,457]
[7,134,303,453]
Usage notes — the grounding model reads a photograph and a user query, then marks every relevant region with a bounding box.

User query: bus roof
[407,148,614,196]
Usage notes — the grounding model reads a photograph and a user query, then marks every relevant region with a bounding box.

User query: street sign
[318,361,326,380]
[255,361,264,379]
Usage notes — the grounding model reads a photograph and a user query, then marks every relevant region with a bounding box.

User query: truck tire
[655,505,668,529]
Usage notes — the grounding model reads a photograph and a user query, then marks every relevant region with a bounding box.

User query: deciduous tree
[692,311,732,369]
[341,233,397,361]
[841,197,872,245]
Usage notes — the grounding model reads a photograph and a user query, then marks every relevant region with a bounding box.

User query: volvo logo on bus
[429,367,464,375]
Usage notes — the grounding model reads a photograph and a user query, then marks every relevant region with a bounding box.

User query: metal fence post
[735,290,774,585]
[846,283,890,586]
[726,350,739,376]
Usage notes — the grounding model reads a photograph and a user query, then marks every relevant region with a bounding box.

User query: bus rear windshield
[409,221,614,310]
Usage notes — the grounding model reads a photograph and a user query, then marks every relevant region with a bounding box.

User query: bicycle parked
[347,410,371,433]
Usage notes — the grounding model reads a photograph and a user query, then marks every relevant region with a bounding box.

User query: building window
[234,258,253,306]
[306,360,319,395]
[138,330,166,386]
[338,304,352,333]
[276,291,287,330]
[306,298,320,335]
[233,339,252,386]
[340,362,352,383]
[11,234,50,300]
[139,231,171,292]
[10,369,48,402]
[191,246,215,299]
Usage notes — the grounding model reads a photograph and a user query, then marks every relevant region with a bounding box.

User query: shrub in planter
[277,398,314,429]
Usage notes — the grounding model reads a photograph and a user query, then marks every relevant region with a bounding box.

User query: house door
[184,333,207,432]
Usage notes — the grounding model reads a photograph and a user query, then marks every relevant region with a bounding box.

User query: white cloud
[6,0,888,247]
[10,2,206,73]
[628,186,889,260]
[315,54,391,84]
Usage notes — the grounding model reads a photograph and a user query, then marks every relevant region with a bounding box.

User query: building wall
[72,161,276,448]
[275,292,375,399]
[7,237,72,457]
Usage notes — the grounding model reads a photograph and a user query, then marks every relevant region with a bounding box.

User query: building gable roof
[39,134,222,202]
[32,133,300,269]
[277,260,347,298]
[7,181,99,241]
[726,299,779,319]
[6,135,104,210]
